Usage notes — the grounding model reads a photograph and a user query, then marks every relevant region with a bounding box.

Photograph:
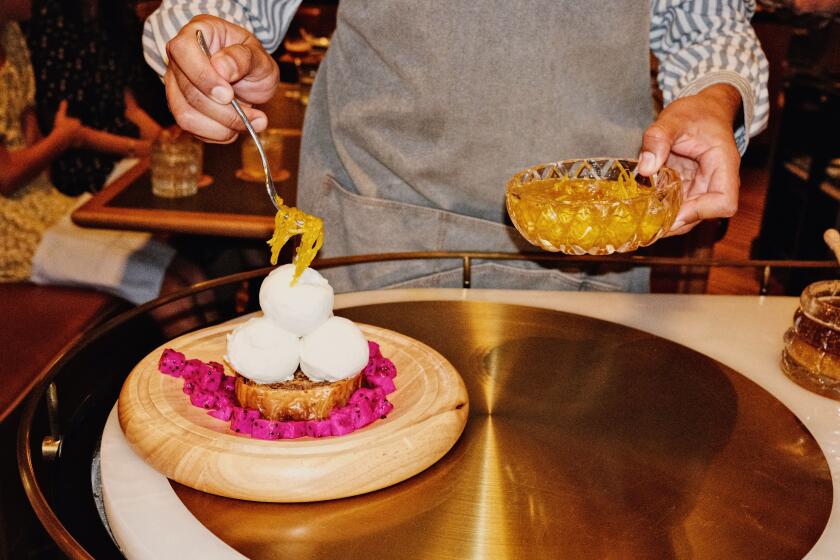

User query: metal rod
[41,383,61,461]
[310,252,839,271]
[463,256,472,289]
[46,383,59,439]
[761,266,772,296]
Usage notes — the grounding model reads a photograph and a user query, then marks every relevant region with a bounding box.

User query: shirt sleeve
[650,0,770,154]
[143,0,303,77]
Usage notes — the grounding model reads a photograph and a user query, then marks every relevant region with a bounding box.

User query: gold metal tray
[172,301,832,559]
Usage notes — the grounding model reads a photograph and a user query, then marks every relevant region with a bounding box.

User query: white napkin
[30,161,177,305]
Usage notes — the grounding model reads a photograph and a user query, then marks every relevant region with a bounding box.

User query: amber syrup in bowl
[506,158,682,255]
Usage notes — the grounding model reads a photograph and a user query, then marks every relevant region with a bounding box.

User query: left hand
[636,84,743,237]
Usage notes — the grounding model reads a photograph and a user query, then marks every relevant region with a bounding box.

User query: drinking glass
[151,134,202,198]
[782,280,840,399]
[241,128,286,181]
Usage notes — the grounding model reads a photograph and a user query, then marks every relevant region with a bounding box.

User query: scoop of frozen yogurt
[259,264,333,337]
[300,316,370,382]
[225,316,300,384]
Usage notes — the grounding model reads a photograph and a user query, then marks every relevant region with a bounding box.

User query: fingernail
[638,151,656,174]
[670,220,685,231]
[211,86,231,104]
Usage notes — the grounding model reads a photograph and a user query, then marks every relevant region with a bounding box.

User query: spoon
[196,30,280,211]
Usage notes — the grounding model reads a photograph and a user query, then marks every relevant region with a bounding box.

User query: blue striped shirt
[143,0,770,153]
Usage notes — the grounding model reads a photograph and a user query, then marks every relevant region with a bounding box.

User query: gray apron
[298,0,653,293]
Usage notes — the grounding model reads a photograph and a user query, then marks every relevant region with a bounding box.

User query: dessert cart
[17,253,840,559]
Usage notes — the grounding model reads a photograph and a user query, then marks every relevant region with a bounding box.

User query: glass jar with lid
[782,280,840,399]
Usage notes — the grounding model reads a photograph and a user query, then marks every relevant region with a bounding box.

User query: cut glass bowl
[506,158,682,255]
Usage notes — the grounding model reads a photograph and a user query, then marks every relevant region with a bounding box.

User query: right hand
[164,15,279,143]
[51,100,83,149]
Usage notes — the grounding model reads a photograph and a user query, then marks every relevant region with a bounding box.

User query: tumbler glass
[150,134,202,198]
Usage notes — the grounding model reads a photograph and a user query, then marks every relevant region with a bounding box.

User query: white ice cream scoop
[259,264,334,336]
[225,316,300,384]
[300,316,369,382]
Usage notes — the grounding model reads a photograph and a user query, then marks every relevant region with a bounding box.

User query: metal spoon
[196,30,280,211]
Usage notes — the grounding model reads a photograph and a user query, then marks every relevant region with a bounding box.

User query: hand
[164,14,278,143]
[50,100,83,149]
[637,84,743,236]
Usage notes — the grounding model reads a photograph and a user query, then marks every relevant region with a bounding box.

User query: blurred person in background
[26,0,168,196]
[0,0,207,335]
[146,1,770,292]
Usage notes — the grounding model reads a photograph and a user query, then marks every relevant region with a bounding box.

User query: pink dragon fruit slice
[349,387,377,406]
[208,361,224,375]
[158,349,186,376]
[329,407,356,436]
[173,348,398,437]
[181,359,206,381]
[214,394,235,409]
[251,418,281,440]
[349,387,386,412]
[362,360,378,378]
[305,419,332,438]
[278,420,307,439]
[182,378,197,395]
[208,405,234,421]
[199,366,223,392]
[366,373,396,395]
[363,357,397,380]
[190,389,218,410]
[374,357,397,379]
[350,399,375,429]
[374,399,394,418]
[230,407,260,435]
[370,386,386,404]
[268,421,285,439]
[222,375,237,394]
[182,360,210,395]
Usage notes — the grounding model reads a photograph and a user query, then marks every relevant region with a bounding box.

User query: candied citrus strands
[267,197,324,285]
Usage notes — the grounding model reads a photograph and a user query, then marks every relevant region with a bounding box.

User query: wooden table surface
[72,86,305,239]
